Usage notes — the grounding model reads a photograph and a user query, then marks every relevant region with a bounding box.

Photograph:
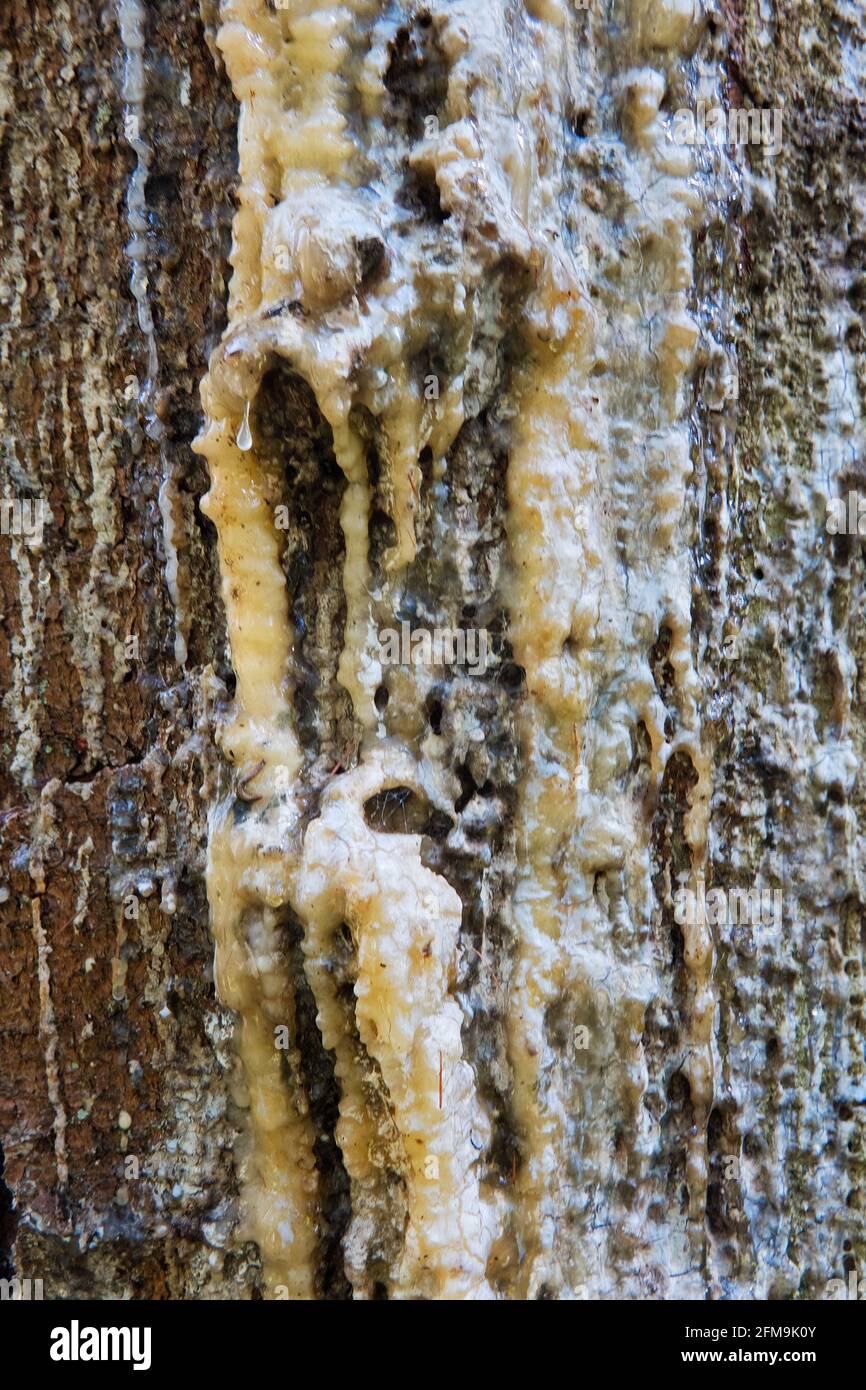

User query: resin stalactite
[196,0,723,1299]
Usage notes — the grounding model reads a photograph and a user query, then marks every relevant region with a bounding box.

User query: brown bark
[0,0,249,1298]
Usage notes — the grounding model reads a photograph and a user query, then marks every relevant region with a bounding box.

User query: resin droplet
[237,401,253,452]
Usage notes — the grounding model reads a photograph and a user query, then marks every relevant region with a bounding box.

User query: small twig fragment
[237,759,266,801]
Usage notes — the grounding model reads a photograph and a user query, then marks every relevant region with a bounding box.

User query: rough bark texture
[0,0,254,1298]
[0,0,864,1301]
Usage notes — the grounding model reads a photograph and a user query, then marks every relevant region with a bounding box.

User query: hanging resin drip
[237,400,253,452]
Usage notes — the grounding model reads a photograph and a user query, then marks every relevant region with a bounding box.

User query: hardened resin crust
[0,0,864,1301]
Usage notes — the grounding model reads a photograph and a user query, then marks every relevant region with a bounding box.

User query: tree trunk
[0,0,863,1301]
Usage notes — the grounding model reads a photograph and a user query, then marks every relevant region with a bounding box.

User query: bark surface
[0,0,863,1301]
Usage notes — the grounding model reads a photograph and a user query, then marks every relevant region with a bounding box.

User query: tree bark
[0,0,864,1301]
[0,0,250,1298]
